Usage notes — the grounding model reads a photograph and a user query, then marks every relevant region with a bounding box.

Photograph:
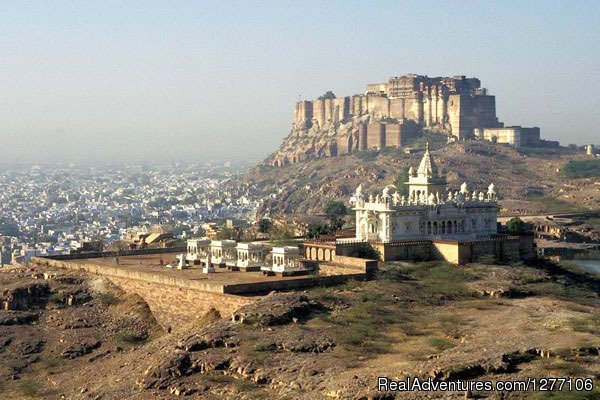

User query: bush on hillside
[562,159,600,178]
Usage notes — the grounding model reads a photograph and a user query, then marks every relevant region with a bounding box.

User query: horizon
[1,1,599,164]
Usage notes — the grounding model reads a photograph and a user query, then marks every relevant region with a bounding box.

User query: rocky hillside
[246,138,598,219]
[2,259,599,399]
[267,114,367,165]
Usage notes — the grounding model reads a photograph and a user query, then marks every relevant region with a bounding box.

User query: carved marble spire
[487,183,496,200]
[417,142,438,178]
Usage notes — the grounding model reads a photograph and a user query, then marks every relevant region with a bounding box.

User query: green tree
[269,223,295,241]
[324,200,347,220]
[306,221,332,239]
[506,217,526,235]
[217,226,235,240]
[258,218,273,233]
[394,168,410,196]
[317,91,336,100]
[562,159,600,178]
[324,200,347,231]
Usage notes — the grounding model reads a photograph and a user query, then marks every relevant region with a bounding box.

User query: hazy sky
[1,1,598,164]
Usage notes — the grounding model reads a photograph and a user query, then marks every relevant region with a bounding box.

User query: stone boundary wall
[373,241,432,262]
[31,257,371,328]
[42,247,186,261]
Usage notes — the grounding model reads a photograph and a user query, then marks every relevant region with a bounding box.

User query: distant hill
[244,138,598,219]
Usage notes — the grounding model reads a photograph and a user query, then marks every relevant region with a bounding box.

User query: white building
[474,126,540,148]
[210,240,237,267]
[236,243,263,271]
[269,246,300,273]
[350,144,498,243]
[186,238,211,265]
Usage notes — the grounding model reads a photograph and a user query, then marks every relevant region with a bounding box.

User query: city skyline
[1,1,599,163]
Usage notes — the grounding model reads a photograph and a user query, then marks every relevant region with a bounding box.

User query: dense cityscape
[0,162,260,265]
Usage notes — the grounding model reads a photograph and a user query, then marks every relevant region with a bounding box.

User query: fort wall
[279,73,542,166]
[367,123,386,149]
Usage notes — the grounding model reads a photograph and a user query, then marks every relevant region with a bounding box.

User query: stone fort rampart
[271,74,508,166]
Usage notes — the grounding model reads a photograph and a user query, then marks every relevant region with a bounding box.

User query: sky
[0,1,598,164]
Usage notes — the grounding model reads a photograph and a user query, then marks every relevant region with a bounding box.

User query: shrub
[349,243,380,260]
[506,217,526,235]
[317,91,336,100]
[16,379,42,397]
[393,168,410,196]
[562,159,600,178]
[48,292,65,305]
[42,355,63,373]
[96,292,120,306]
[258,219,272,233]
[306,221,332,239]
[356,150,379,162]
[428,337,455,351]
[569,313,600,335]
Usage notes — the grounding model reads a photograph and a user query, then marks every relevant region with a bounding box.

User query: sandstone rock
[0,336,12,352]
[62,317,94,329]
[54,275,84,285]
[279,335,335,353]
[142,351,192,390]
[17,339,45,355]
[0,311,39,326]
[190,350,231,374]
[178,320,239,351]
[1,282,50,310]
[61,340,102,359]
[231,292,321,326]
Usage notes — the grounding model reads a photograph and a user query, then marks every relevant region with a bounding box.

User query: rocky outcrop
[140,292,328,395]
[231,292,322,326]
[177,319,239,351]
[61,340,102,359]
[0,311,39,326]
[1,282,50,310]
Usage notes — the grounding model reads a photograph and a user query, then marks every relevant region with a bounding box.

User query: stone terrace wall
[107,275,256,330]
[33,258,257,330]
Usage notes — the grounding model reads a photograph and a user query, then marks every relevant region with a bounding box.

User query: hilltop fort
[270,74,550,166]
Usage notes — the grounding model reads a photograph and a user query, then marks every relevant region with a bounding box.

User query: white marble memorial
[186,238,211,266]
[210,240,237,267]
[350,143,498,243]
[236,243,263,271]
[269,246,301,273]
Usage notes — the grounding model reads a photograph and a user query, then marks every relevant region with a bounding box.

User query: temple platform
[32,252,371,295]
